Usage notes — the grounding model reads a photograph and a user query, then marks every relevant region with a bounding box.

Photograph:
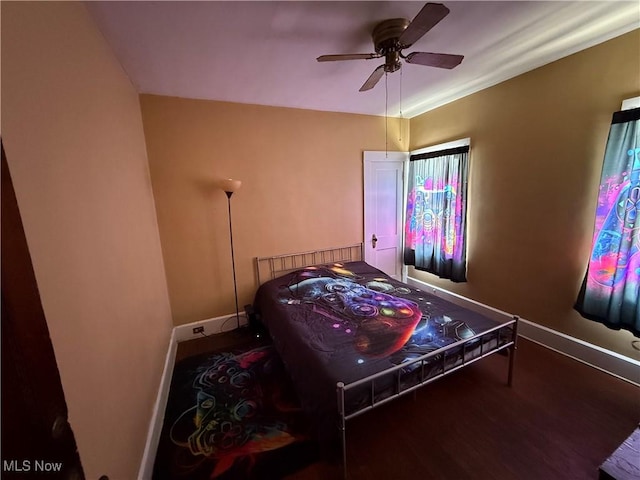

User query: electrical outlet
[192,326,204,335]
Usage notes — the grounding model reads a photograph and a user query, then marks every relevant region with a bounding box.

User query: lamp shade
[220,178,242,193]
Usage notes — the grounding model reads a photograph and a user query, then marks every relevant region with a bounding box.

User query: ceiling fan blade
[317,53,380,62]
[359,65,385,92]
[399,3,450,48]
[405,52,463,69]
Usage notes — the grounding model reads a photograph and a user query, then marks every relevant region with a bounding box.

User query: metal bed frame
[254,244,519,478]
[255,243,363,286]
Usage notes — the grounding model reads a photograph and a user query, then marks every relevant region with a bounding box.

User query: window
[575,105,639,336]
[404,139,470,282]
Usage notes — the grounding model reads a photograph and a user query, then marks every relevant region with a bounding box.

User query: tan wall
[1,3,173,478]
[140,95,409,324]
[409,30,640,360]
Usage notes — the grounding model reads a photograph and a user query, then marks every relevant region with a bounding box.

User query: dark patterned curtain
[404,146,469,282]
[575,108,640,336]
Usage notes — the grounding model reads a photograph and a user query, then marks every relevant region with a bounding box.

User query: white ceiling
[86,1,640,118]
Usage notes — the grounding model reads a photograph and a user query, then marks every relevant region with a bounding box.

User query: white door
[363,151,408,279]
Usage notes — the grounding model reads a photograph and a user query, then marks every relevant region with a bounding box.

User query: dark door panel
[1,141,84,479]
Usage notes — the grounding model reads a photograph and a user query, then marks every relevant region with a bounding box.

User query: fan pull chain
[398,67,404,144]
[385,72,388,158]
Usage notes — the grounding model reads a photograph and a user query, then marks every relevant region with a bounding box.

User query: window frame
[403,137,471,282]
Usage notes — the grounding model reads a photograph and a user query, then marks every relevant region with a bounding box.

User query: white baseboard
[406,276,640,387]
[517,319,640,386]
[138,312,248,479]
[138,329,177,480]
[174,312,248,342]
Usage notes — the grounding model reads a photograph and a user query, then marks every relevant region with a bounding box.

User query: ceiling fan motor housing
[372,18,409,72]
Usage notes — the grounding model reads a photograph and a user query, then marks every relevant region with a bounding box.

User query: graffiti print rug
[152,335,317,479]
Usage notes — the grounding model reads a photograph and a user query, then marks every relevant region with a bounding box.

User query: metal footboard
[336,315,519,478]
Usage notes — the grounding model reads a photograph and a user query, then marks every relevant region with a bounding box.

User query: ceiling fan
[317,2,464,92]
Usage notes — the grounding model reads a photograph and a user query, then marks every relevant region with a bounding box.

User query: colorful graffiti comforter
[253,261,509,445]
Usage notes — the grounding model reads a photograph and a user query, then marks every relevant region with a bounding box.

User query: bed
[252,244,518,475]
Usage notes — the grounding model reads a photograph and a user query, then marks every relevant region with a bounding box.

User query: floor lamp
[220,178,242,330]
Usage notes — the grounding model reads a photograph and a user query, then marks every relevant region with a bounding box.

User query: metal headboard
[255,243,363,286]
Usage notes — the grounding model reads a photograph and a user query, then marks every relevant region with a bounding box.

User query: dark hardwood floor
[175,332,639,480]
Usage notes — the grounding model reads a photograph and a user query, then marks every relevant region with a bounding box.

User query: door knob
[51,414,68,439]
[371,234,378,248]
